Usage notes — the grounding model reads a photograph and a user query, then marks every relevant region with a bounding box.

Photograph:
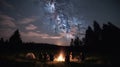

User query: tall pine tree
[9,29,22,45]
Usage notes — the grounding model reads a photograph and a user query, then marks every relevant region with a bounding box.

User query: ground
[0,54,112,67]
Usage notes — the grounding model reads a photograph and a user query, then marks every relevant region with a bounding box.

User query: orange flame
[54,53,65,62]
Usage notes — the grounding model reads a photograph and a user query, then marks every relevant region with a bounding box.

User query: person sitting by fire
[49,53,54,61]
[65,52,70,62]
[39,52,44,61]
[42,52,47,62]
[79,51,85,62]
[79,52,82,62]
[70,52,73,61]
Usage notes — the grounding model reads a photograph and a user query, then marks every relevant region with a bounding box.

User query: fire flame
[54,53,65,62]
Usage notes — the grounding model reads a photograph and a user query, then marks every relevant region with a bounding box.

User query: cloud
[21,31,48,37]
[0,15,16,27]
[0,28,15,40]
[26,24,37,30]
[0,14,14,20]
[41,36,62,39]
[0,0,14,9]
[20,31,68,45]
[19,16,38,24]
[41,33,63,40]
[21,31,63,40]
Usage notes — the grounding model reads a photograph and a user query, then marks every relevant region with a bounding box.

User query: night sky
[0,0,120,46]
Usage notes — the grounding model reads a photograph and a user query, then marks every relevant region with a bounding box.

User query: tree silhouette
[93,21,102,40]
[93,21,102,48]
[102,22,120,48]
[0,38,4,44]
[85,26,94,47]
[74,36,83,46]
[9,29,22,45]
[84,21,120,55]
[0,38,4,48]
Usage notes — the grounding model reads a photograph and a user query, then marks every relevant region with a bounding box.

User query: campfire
[54,53,65,62]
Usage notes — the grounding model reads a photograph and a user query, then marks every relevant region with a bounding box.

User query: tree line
[70,21,120,53]
[0,21,120,54]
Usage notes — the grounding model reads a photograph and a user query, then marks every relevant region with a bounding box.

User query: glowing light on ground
[54,53,65,62]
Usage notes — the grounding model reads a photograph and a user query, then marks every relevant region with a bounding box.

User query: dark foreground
[0,56,112,67]
[0,61,111,67]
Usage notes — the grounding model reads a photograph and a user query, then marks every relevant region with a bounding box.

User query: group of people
[65,51,85,62]
[38,52,54,62]
[25,51,85,62]
[25,52,54,62]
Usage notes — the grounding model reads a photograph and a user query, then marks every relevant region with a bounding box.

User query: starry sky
[0,0,120,46]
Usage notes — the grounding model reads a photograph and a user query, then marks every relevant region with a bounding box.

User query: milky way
[44,0,86,39]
